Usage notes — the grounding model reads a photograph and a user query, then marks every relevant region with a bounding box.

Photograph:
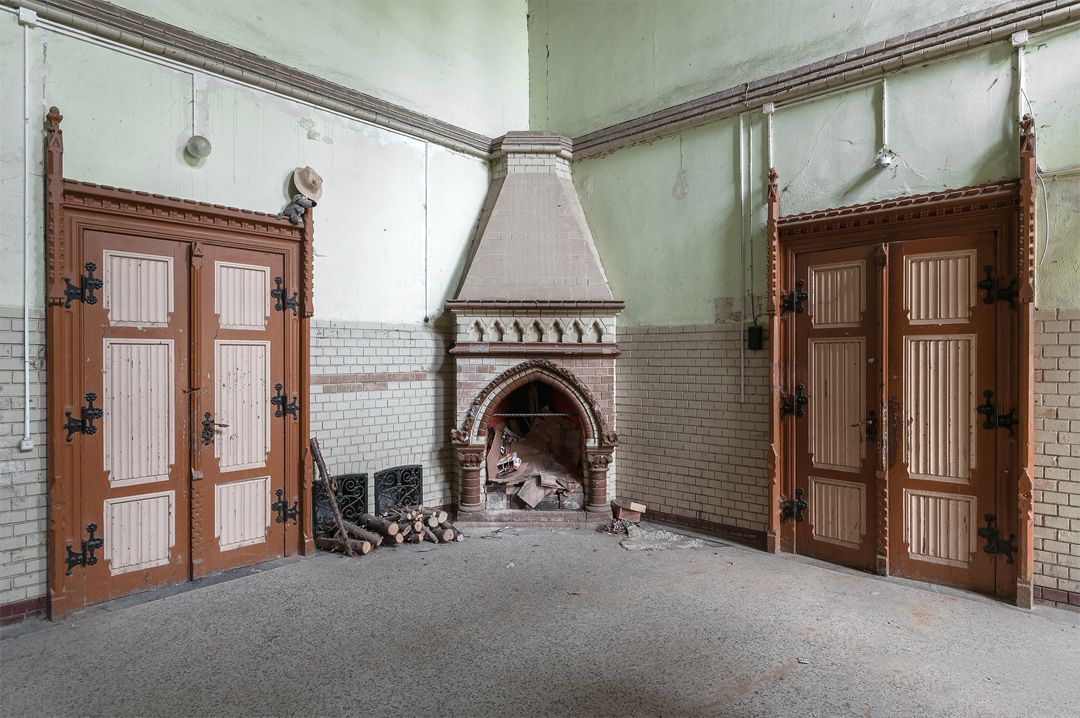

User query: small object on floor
[611,498,646,523]
[597,518,634,535]
[619,525,705,551]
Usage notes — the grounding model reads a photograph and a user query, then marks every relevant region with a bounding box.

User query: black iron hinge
[64,393,103,441]
[975,389,1017,437]
[780,488,807,523]
[271,384,300,419]
[65,523,104,575]
[780,279,808,315]
[977,265,1017,308]
[271,276,299,315]
[780,384,808,418]
[976,514,1016,564]
[271,488,300,524]
[63,262,103,308]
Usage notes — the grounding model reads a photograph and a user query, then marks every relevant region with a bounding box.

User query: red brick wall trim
[1034,586,1080,610]
[571,1,1079,159]
[313,371,427,385]
[450,343,620,357]
[646,510,768,550]
[0,596,46,626]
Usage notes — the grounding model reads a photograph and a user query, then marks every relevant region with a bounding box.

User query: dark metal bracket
[271,276,299,315]
[271,383,299,419]
[780,279,808,315]
[780,488,807,523]
[272,488,299,524]
[975,389,1017,437]
[201,412,228,446]
[976,514,1016,564]
[976,264,1017,308]
[65,523,104,575]
[64,392,103,441]
[63,262,103,308]
[780,384,808,418]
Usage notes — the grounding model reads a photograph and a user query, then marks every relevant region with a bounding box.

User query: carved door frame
[765,117,1037,607]
[44,107,316,618]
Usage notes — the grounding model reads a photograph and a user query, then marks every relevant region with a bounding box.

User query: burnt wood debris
[309,438,464,557]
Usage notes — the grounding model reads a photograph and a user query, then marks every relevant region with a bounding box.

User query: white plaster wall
[0,12,489,323]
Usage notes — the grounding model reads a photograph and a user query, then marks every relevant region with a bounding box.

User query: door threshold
[1,554,306,640]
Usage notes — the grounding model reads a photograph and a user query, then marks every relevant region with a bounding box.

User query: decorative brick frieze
[453,314,617,345]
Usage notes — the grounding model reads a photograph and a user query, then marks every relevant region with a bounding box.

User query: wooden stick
[315,536,371,555]
[310,438,354,556]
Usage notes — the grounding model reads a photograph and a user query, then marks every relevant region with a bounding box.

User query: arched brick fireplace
[446,132,622,517]
[451,359,618,513]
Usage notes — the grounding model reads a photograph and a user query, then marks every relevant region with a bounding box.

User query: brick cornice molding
[571,0,1080,159]
[10,0,494,158]
[446,300,625,313]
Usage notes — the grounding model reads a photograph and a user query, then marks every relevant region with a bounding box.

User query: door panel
[888,234,1002,593]
[194,245,288,576]
[80,231,191,605]
[793,245,879,570]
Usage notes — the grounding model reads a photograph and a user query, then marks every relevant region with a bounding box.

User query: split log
[316,536,372,555]
[441,522,465,542]
[423,509,449,525]
[358,514,399,536]
[341,521,383,547]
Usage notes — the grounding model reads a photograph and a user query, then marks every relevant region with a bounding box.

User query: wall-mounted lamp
[185,134,212,159]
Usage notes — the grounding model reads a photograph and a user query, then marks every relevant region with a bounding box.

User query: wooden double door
[65,228,300,607]
[789,230,1015,596]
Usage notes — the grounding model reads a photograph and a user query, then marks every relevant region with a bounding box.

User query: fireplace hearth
[448,133,621,518]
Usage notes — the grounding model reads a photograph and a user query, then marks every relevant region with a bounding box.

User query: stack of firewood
[310,438,464,557]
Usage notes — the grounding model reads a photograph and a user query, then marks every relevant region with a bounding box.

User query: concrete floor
[2,525,1078,717]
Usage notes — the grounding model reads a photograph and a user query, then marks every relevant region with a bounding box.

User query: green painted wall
[529,0,997,137]
[113,0,529,137]
[566,19,1080,325]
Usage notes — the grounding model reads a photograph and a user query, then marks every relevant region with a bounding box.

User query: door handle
[201,412,229,446]
[850,410,877,444]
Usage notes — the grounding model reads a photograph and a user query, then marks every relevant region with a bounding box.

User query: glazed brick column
[1032,308,1080,612]
[0,308,48,620]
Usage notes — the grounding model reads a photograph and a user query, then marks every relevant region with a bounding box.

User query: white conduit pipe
[738,113,747,403]
[19,9,35,452]
[881,77,890,148]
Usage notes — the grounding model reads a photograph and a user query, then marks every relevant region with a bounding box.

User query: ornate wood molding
[765,167,782,553]
[778,181,1020,236]
[45,106,65,300]
[1015,113,1037,608]
[60,181,300,239]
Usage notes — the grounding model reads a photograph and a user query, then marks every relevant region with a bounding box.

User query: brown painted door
[79,231,192,604]
[887,233,1005,594]
[793,245,880,571]
[191,245,289,576]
